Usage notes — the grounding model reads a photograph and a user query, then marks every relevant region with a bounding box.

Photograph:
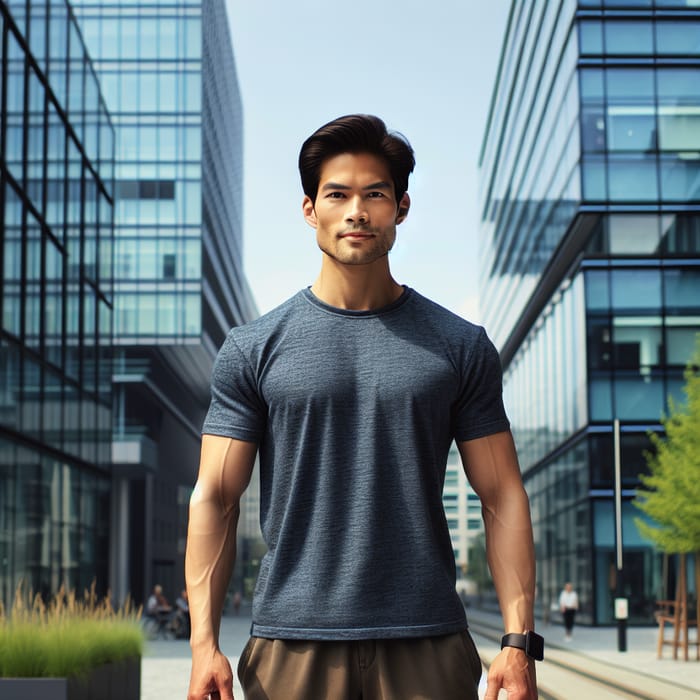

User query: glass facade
[73,0,204,342]
[71,0,258,605]
[480,0,700,624]
[0,0,114,607]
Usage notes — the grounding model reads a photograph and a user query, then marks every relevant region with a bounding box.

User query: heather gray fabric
[202,287,510,640]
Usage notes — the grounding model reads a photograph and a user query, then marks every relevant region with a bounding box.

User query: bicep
[193,434,257,510]
[456,430,524,507]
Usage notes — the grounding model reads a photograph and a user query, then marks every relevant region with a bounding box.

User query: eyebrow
[321,180,393,191]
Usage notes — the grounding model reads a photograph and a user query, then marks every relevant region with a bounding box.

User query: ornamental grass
[0,583,144,679]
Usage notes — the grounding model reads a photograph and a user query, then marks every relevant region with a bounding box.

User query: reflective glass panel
[3,184,23,337]
[665,322,700,366]
[606,107,655,151]
[664,269,700,310]
[589,377,613,421]
[658,109,700,152]
[585,270,610,311]
[608,215,660,254]
[656,20,700,55]
[612,316,662,369]
[660,214,700,254]
[606,69,654,100]
[582,158,608,200]
[605,21,653,55]
[579,20,603,55]
[660,158,700,202]
[6,31,26,183]
[614,375,664,420]
[657,69,700,102]
[610,269,661,310]
[607,157,659,202]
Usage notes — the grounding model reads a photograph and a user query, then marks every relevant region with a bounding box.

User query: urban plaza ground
[141,604,699,700]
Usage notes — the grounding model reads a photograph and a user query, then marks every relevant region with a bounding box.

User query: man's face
[302,152,410,267]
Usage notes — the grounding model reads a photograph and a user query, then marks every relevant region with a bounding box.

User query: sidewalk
[141,609,251,699]
[466,607,700,698]
[141,607,700,699]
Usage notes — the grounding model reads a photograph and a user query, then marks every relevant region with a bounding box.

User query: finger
[483,682,499,700]
[212,689,235,700]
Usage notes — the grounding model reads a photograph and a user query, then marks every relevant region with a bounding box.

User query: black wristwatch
[501,631,544,660]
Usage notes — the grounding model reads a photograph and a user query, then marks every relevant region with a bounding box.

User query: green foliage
[0,583,143,679]
[633,335,700,553]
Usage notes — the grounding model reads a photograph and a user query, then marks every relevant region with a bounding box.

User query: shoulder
[406,290,496,363]
[407,290,486,339]
[221,291,306,349]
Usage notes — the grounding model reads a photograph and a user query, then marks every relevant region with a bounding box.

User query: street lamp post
[613,418,627,651]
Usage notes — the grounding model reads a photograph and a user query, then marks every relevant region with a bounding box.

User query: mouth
[340,230,375,240]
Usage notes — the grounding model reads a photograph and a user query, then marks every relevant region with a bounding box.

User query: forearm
[483,486,536,633]
[185,490,239,652]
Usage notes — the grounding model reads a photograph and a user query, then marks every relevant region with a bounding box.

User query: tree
[633,334,700,659]
[634,335,700,553]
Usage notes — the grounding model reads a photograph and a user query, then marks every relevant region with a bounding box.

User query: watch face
[526,631,544,660]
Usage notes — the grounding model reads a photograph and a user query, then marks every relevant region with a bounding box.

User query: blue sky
[225,1,511,322]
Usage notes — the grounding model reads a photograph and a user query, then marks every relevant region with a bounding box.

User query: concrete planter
[0,656,140,700]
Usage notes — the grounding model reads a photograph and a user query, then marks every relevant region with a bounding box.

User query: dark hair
[298,114,415,203]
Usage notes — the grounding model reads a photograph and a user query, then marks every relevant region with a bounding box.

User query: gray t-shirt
[203,287,510,640]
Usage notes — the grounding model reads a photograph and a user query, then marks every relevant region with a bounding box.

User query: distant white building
[444,443,483,581]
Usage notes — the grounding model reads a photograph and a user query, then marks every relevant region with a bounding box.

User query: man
[146,584,171,616]
[174,589,191,639]
[186,114,541,700]
[145,584,173,639]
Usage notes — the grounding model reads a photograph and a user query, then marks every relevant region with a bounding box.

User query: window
[606,107,656,152]
[665,323,700,366]
[656,20,700,56]
[664,269,700,311]
[661,214,700,254]
[162,254,176,279]
[579,20,603,55]
[608,215,660,254]
[116,179,176,199]
[607,156,659,202]
[610,269,661,311]
[604,21,653,55]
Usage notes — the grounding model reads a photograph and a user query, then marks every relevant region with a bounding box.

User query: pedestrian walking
[559,582,579,641]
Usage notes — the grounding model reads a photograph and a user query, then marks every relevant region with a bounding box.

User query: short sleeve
[452,327,510,442]
[201,331,266,442]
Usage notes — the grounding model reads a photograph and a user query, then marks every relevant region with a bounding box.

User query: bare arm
[186,435,257,700]
[458,430,537,700]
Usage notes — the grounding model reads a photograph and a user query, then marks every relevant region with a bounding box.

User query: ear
[302,195,317,228]
[395,193,410,225]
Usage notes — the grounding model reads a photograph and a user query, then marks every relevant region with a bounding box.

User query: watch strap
[500,631,544,660]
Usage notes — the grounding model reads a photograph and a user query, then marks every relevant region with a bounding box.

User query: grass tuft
[0,582,144,679]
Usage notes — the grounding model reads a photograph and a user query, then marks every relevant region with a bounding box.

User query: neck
[311,255,403,310]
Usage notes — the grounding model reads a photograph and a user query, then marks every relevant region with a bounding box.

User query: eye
[325,191,345,199]
[367,191,386,198]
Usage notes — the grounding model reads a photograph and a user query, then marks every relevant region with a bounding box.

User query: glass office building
[71,0,257,604]
[479,0,699,624]
[0,0,115,607]
[444,444,483,581]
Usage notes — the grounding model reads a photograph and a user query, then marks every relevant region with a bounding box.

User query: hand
[187,647,234,700]
[484,647,537,700]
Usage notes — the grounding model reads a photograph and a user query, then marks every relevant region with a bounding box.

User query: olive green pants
[237,631,482,700]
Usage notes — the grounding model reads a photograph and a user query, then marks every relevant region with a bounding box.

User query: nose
[345,195,368,225]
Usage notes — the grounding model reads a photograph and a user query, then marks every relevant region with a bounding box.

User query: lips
[340,230,374,239]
